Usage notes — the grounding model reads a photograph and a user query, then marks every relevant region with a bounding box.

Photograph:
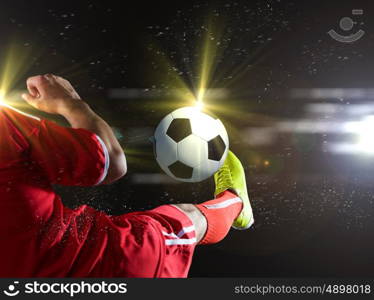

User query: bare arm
[22,74,127,184]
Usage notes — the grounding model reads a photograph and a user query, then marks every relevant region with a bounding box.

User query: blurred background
[2,0,374,276]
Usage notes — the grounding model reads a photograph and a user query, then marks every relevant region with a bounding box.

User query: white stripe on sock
[203,197,242,209]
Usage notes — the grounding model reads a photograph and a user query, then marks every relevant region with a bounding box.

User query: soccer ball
[153,106,229,182]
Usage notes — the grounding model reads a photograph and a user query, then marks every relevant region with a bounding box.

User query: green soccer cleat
[214,151,254,230]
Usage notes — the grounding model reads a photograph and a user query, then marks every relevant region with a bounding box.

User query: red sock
[195,190,243,245]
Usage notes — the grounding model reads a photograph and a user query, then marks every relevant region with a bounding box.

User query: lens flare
[194,99,204,110]
[0,42,40,112]
[343,116,374,154]
[0,91,6,106]
[146,13,229,115]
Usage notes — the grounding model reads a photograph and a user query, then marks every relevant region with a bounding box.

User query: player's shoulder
[0,105,42,140]
[0,105,40,122]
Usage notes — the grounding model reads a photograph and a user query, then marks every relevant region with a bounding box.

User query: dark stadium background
[2,0,374,276]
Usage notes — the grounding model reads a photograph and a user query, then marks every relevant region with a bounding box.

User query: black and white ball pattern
[153,107,229,182]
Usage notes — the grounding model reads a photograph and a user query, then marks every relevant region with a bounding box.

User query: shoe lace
[216,164,232,187]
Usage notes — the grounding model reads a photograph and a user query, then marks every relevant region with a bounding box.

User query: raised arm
[22,74,127,184]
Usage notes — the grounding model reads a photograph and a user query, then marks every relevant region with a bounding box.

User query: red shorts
[109,205,197,278]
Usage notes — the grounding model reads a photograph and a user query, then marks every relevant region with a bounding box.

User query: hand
[22,74,83,115]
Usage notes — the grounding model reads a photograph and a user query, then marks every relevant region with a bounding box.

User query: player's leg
[173,151,254,245]
[115,151,253,277]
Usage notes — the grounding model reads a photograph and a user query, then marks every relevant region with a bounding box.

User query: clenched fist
[22,74,83,115]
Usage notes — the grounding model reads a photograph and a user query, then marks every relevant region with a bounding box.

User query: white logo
[328,9,365,43]
[3,281,20,297]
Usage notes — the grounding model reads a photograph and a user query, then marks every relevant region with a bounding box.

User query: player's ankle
[216,189,239,199]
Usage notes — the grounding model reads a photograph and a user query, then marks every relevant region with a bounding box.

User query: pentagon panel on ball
[168,161,194,179]
[166,118,192,142]
[153,106,229,182]
[208,135,226,161]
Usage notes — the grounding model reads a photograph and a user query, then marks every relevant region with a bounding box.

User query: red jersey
[0,105,196,277]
